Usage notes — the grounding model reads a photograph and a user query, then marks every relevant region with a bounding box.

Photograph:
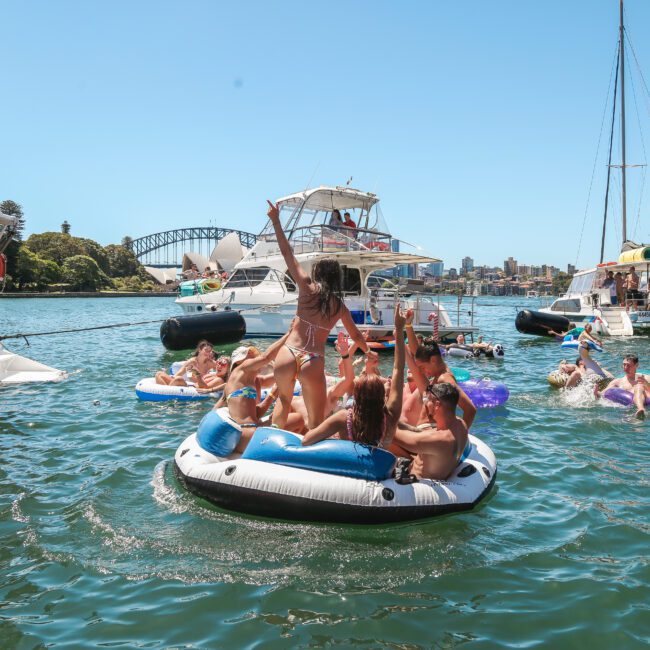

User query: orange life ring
[368,241,389,251]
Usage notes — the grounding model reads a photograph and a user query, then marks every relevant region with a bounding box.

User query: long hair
[352,374,387,446]
[310,258,343,319]
[192,339,212,357]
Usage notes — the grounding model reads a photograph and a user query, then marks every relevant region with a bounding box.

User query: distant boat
[526,290,539,298]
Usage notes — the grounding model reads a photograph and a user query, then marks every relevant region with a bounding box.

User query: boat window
[567,271,596,295]
[341,266,361,294]
[551,298,581,312]
[225,267,272,288]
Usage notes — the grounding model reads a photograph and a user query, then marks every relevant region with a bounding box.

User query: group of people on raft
[171,200,477,481]
[553,322,650,418]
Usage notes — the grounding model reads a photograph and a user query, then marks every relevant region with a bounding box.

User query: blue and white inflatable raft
[174,425,497,524]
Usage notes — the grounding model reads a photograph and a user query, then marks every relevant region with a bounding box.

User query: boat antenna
[620,0,627,243]
[303,161,320,192]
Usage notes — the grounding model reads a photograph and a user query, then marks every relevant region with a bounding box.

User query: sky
[2,0,650,271]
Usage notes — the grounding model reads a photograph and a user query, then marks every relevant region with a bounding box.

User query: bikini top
[226,385,258,403]
[296,315,331,350]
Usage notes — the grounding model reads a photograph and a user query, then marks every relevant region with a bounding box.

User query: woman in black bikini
[266,200,374,430]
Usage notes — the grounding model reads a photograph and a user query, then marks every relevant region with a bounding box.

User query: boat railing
[259,224,393,255]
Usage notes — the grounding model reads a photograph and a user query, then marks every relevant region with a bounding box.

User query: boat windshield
[566,271,597,295]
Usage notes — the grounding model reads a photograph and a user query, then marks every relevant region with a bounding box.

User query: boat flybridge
[176,186,478,342]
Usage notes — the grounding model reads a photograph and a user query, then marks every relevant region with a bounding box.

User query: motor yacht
[176,186,478,342]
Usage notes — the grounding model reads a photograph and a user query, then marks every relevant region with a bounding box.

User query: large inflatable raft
[174,426,497,524]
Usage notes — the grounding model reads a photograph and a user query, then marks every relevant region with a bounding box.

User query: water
[1,297,648,648]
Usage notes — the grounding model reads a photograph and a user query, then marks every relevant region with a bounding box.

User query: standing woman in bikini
[266,200,375,429]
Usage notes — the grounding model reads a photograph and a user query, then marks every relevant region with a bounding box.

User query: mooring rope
[0,318,167,345]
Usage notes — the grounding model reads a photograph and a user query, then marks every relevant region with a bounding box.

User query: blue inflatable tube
[561,338,602,352]
[242,428,396,481]
[458,379,509,408]
[602,387,650,407]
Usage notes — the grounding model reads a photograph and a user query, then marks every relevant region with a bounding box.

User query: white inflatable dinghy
[174,427,497,524]
[0,344,67,385]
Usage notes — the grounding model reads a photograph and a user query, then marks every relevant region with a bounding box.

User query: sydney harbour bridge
[124,227,258,267]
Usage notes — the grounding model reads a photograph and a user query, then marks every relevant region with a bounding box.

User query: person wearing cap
[196,331,291,458]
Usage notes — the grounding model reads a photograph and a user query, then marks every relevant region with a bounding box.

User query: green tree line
[1,200,157,292]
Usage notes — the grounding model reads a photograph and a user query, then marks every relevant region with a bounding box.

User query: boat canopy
[275,186,379,212]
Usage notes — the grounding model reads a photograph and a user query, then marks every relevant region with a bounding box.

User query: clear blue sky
[2,0,650,271]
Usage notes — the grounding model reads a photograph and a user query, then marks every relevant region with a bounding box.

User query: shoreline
[0,291,177,299]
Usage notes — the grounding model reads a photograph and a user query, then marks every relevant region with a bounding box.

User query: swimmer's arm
[384,318,406,446]
[267,200,311,288]
[243,330,292,373]
[302,411,346,446]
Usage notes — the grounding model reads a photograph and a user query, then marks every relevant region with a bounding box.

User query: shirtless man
[595,354,650,419]
[626,266,642,308]
[403,313,476,428]
[393,383,469,480]
[562,357,587,389]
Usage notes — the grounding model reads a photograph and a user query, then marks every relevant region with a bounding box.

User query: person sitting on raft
[401,313,476,429]
[594,354,650,419]
[301,304,406,449]
[392,383,469,481]
[577,323,612,379]
[266,200,375,430]
[201,332,292,456]
[155,340,221,389]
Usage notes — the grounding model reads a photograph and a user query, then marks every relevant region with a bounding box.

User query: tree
[14,247,61,290]
[24,232,109,272]
[61,255,108,291]
[104,244,140,277]
[0,200,25,241]
[121,236,134,249]
[61,220,71,234]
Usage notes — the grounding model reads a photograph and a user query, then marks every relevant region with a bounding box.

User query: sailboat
[542,0,650,336]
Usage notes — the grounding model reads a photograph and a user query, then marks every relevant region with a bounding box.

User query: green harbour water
[1,296,648,648]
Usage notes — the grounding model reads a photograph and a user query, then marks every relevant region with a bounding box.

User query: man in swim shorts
[393,383,469,480]
[595,354,650,419]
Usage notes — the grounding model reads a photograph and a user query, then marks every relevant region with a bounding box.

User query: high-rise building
[448,268,458,280]
[504,257,517,277]
[461,256,474,274]
[426,261,444,277]
[567,264,576,275]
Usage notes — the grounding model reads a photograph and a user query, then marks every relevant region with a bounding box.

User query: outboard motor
[515,309,570,337]
[160,311,246,350]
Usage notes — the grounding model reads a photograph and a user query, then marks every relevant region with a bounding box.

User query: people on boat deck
[343,212,356,229]
[615,272,625,305]
[601,270,617,305]
[184,264,200,280]
[266,200,375,430]
[594,354,650,419]
[155,340,224,390]
[626,267,642,307]
[302,304,406,449]
[577,323,612,379]
[202,266,213,278]
[328,209,344,231]
[393,382,469,481]
[401,311,476,429]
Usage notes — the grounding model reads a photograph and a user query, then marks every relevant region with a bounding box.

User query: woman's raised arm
[266,200,310,288]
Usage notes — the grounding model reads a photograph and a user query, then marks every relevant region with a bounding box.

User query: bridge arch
[125,227,258,266]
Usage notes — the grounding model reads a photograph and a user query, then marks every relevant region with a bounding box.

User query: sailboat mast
[620,0,627,242]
